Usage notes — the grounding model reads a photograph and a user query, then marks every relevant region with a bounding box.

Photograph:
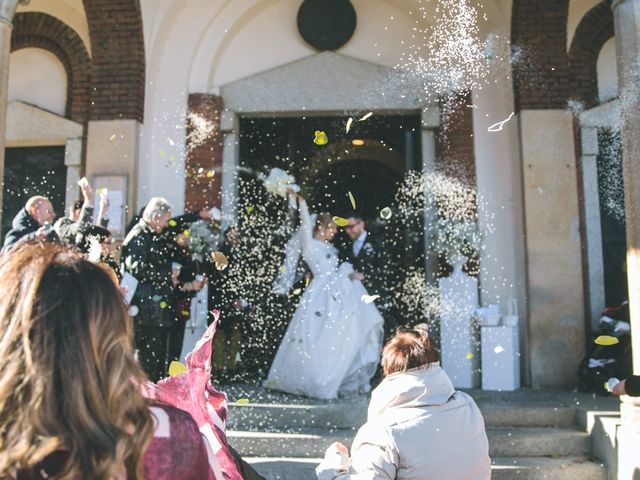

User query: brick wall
[511,0,571,110]
[83,0,145,122]
[184,94,224,212]
[437,91,477,186]
[568,0,614,109]
[11,12,91,123]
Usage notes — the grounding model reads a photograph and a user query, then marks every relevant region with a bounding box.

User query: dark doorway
[238,114,421,217]
[2,146,67,240]
[233,114,425,367]
[596,128,627,307]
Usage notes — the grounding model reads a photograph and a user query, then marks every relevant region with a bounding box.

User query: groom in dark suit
[340,215,384,300]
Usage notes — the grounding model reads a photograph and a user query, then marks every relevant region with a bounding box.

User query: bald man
[2,196,59,253]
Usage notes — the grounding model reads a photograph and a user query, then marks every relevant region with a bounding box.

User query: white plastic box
[481,325,520,391]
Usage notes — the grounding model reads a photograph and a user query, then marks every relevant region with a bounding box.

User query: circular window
[297,0,357,51]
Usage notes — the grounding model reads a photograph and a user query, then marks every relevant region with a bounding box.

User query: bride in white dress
[265,196,384,399]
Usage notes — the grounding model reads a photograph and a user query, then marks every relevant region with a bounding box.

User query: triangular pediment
[221,52,428,113]
[6,101,83,146]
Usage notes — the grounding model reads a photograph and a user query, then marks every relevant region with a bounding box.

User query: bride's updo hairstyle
[381,324,440,376]
[313,213,335,236]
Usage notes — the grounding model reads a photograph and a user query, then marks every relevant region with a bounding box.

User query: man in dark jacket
[1,196,59,253]
[339,216,383,292]
[338,215,394,338]
[121,197,175,382]
[208,226,248,379]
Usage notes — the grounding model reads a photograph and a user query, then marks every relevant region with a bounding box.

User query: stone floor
[219,381,620,480]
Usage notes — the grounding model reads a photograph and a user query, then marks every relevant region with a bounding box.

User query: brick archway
[568,0,614,108]
[11,12,91,123]
[83,0,145,122]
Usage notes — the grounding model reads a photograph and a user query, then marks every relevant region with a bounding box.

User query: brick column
[612,0,640,476]
[184,94,224,212]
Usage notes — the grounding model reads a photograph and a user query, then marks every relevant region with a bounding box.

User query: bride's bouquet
[188,220,219,262]
[259,167,300,198]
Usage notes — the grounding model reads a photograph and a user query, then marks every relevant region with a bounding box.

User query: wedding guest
[121,197,175,381]
[78,224,120,281]
[54,179,96,245]
[1,196,59,253]
[209,226,248,379]
[165,217,206,365]
[316,325,491,480]
[0,243,214,480]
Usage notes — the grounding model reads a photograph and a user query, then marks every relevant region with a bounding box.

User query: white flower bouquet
[259,167,300,198]
[188,220,219,262]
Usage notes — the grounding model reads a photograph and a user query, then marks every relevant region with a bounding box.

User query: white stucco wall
[597,37,619,103]
[138,0,431,212]
[8,48,67,117]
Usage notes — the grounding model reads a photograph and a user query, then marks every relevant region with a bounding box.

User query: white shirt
[353,231,368,257]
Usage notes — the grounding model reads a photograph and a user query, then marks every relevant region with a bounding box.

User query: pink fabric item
[144,312,243,480]
[143,405,216,480]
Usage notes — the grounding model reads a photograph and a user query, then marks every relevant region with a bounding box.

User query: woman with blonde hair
[0,242,213,479]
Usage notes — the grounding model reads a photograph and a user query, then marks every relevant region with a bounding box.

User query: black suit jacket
[2,208,59,254]
[338,231,384,295]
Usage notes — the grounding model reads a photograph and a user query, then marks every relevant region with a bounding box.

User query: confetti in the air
[494,346,505,354]
[380,207,393,219]
[212,251,229,271]
[168,219,177,227]
[595,335,619,346]
[466,353,474,360]
[109,134,116,141]
[168,361,187,377]
[333,216,349,227]
[361,294,380,304]
[346,117,354,133]
[160,149,166,157]
[159,301,168,309]
[313,131,329,145]
[488,112,515,132]
[183,230,190,237]
[359,112,373,121]
[206,170,215,178]
[348,191,356,210]
[245,205,254,215]
[235,398,250,404]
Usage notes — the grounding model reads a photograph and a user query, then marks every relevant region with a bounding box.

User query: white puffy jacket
[316,363,491,480]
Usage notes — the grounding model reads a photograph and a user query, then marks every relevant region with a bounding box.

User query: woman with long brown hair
[0,242,213,479]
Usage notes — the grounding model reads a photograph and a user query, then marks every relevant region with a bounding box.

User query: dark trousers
[168,319,187,363]
[134,324,172,382]
[229,445,266,480]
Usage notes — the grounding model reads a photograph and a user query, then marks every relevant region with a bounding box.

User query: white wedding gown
[265,199,384,399]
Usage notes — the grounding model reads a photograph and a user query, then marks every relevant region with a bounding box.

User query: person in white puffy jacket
[316,325,491,480]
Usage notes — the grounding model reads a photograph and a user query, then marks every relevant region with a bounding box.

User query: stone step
[491,457,607,480]
[228,427,590,459]
[246,456,607,480]
[227,401,576,430]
